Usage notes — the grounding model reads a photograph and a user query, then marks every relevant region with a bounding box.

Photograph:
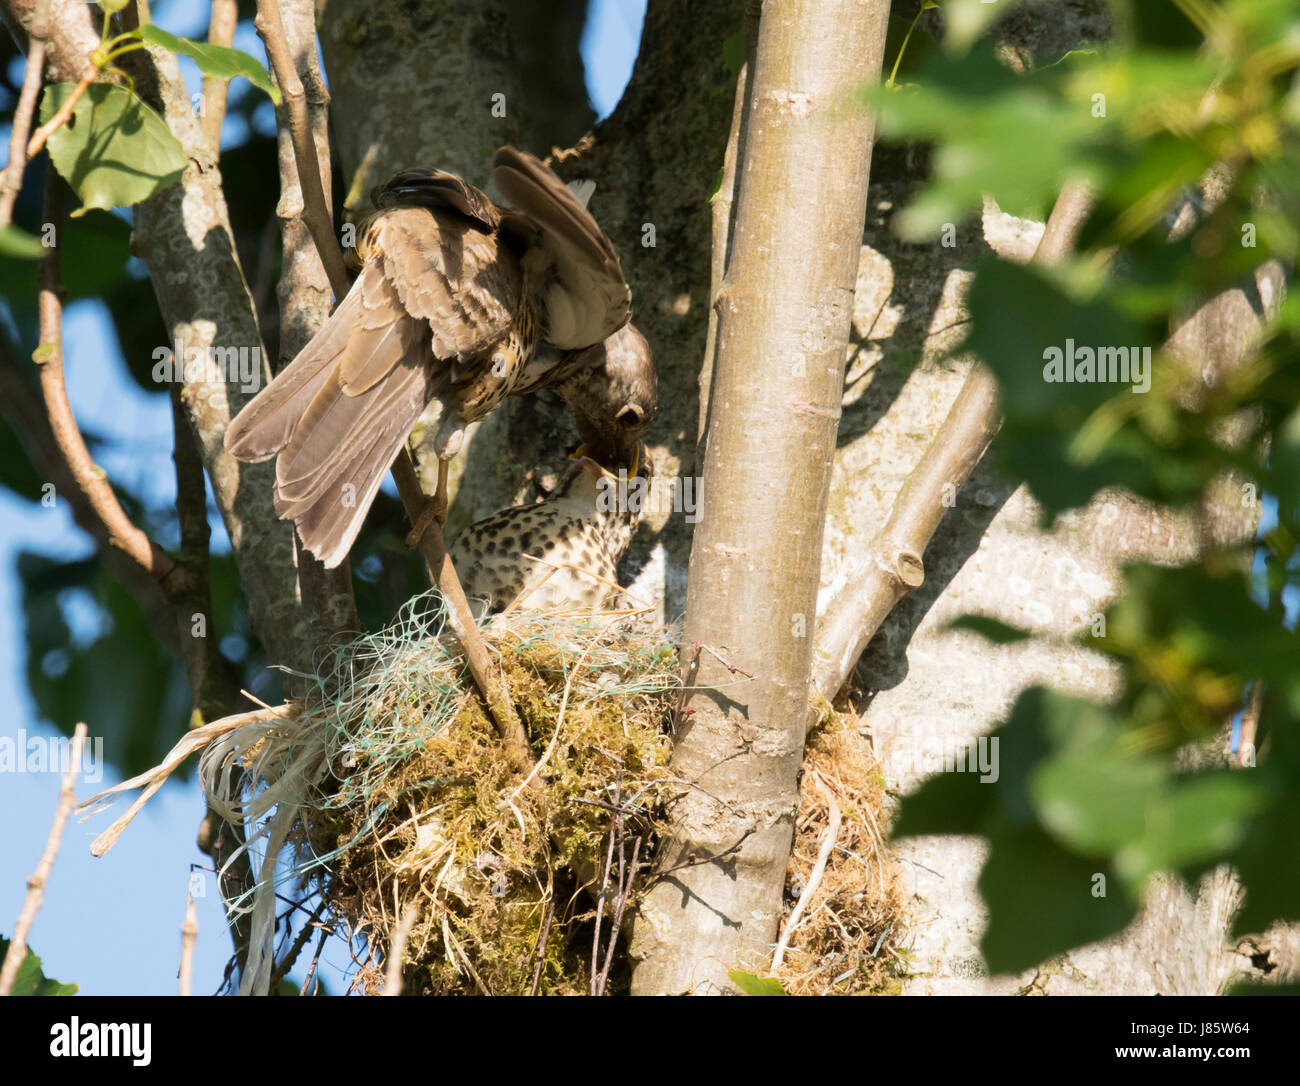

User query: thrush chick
[223,147,656,569]
[449,453,651,619]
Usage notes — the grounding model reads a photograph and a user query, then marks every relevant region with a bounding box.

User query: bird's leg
[432,456,450,524]
[405,456,452,547]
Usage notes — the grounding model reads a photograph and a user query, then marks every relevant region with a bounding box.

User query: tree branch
[631,0,891,995]
[199,0,238,153]
[254,0,350,300]
[0,723,87,996]
[0,0,48,226]
[695,0,761,457]
[34,173,181,591]
[0,343,180,645]
[809,179,1096,703]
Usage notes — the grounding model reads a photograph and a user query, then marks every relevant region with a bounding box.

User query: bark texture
[629,0,891,995]
[318,0,591,217]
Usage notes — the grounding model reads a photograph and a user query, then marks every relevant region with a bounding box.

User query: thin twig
[26,64,97,160]
[269,899,325,990]
[299,924,330,996]
[696,0,761,454]
[648,826,757,881]
[0,723,88,996]
[771,771,840,972]
[390,450,532,772]
[178,886,198,996]
[253,0,350,299]
[0,0,50,227]
[383,903,419,995]
[34,173,180,590]
[697,640,754,678]
[591,764,623,995]
[528,895,555,997]
[199,0,238,152]
[597,834,643,996]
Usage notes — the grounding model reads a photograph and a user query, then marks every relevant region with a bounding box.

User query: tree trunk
[630,0,891,995]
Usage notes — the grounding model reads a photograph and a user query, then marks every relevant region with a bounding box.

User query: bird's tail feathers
[223,278,368,462]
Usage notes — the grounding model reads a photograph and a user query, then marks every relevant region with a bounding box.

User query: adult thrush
[450,453,651,619]
[223,147,657,569]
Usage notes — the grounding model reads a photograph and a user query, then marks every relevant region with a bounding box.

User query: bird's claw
[405,492,447,548]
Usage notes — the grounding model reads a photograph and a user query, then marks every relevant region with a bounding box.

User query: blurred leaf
[873,49,1111,236]
[1031,728,1165,856]
[728,970,787,996]
[0,224,45,259]
[947,614,1033,644]
[0,938,78,995]
[0,210,132,303]
[1099,565,1298,701]
[41,82,187,215]
[1228,981,1300,995]
[979,821,1134,973]
[1118,771,1264,882]
[722,31,742,78]
[19,552,190,777]
[1114,0,1205,49]
[941,0,1032,54]
[967,261,1216,520]
[136,26,280,105]
[0,403,47,499]
[892,760,996,839]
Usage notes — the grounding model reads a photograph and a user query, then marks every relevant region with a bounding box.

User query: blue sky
[0,0,645,996]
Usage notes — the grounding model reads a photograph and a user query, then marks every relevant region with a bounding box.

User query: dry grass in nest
[773,704,906,995]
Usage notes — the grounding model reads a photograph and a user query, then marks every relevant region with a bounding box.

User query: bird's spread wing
[225,193,526,567]
[492,147,630,350]
[363,207,520,364]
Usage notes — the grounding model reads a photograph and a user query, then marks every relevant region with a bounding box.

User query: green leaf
[40,82,187,215]
[1118,771,1265,883]
[0,224,46,259]
[979,821,1135,973]
[872,50,1110,237]
[963,258,1186,515]
[728,970,788,996]
[20,552,191,778]
[892,754,998,838]
[137,25,281,105]
[0,938,79,995]
[947,615,1033,644]
[942,0,1033,54]
[722,31,743,78]
[0,210,132,302]
[1030,729,1166,855]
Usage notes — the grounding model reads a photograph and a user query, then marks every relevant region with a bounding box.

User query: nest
[84,592,905,996]
[200,594,680,995]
